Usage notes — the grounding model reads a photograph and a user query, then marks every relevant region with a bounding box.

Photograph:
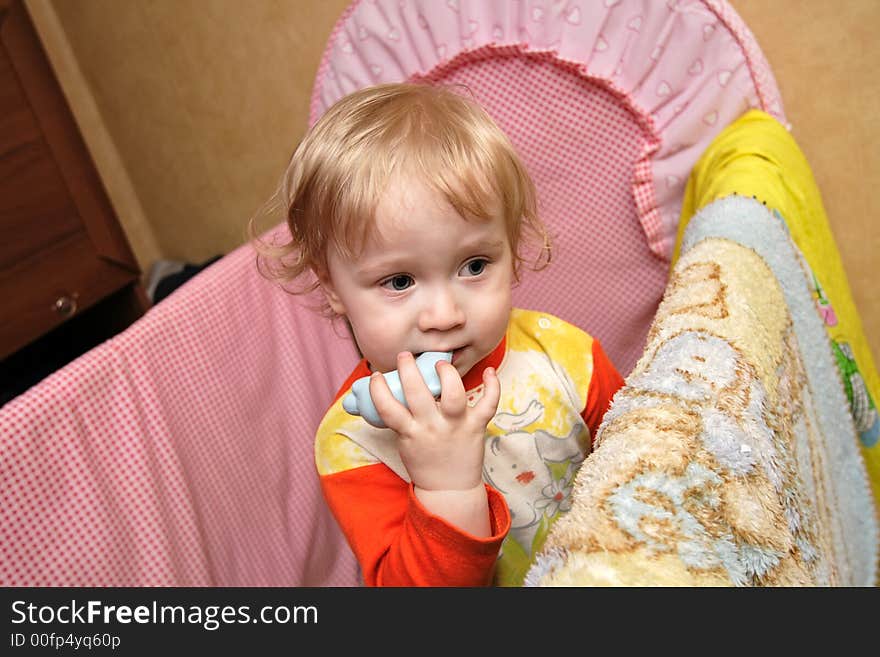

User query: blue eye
[460,258,488,277]
[381,274,414,291]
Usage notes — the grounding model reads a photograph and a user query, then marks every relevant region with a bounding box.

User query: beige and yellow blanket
[525,193,877,587]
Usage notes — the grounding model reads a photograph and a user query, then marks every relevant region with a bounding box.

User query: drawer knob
[53,294,79,317]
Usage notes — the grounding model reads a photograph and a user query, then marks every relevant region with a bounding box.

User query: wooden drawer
[0,0,144,361]
[0,230,138,359]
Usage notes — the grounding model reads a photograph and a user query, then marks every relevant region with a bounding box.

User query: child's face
[321,176,513,376]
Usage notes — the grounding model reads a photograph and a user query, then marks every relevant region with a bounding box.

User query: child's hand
[369,351,500,492]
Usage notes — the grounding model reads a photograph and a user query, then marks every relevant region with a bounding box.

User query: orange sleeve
[320,463,510,586]
[581,339,625,445]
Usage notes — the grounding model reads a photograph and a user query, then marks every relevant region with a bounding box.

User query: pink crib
[0,0,786,586]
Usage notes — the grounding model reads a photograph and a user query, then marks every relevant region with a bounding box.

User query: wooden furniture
[0,0,147,397]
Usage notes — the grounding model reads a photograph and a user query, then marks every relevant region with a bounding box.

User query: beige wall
[27,0,350,269]
[26,0,879,365]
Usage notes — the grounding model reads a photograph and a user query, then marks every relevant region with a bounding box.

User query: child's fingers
[473,366,501,424]
[369,371,412,432]
[396,352,436,414]
[436,360,466,416]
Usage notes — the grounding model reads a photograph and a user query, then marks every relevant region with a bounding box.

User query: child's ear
[314,267,346,315]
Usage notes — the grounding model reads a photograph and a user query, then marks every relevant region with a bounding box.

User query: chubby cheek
[471,282,512,350]
[348,312,405,373]
[488,294,513,344]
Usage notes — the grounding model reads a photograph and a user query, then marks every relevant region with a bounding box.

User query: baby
[257,83,623,586]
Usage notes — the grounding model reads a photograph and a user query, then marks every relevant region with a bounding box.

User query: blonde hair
[251,82,550,309]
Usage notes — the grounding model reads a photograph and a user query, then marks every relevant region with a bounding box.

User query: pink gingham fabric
[1,243,360,586]
[310,0,785,373]
[1,0,783,586]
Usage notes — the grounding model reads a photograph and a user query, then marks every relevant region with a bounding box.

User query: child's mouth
[413,347,465,364]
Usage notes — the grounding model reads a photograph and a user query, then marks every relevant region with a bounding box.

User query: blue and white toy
[342,351,453,428]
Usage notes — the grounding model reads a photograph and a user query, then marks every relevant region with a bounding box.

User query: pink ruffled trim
[309,0,785,260]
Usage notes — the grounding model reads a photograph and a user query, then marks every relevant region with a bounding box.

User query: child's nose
[417,286,465,332]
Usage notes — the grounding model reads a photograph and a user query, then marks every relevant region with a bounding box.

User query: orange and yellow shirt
[315,308,623,586]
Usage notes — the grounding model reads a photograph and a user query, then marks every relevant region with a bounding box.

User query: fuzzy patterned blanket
[525,196,878,586]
